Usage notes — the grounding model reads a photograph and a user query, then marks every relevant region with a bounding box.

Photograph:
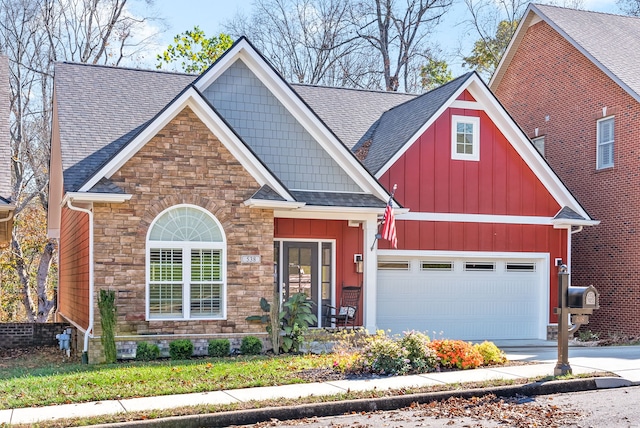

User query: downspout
[0,209,14,223]
[66,198,94,364]
[567,225,584,275]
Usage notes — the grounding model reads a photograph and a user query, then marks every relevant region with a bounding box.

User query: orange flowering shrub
[429,339,484,370]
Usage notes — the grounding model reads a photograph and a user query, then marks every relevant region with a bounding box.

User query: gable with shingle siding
[201,60,360,192]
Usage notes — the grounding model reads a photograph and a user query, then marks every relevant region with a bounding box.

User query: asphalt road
[238,385,640,427]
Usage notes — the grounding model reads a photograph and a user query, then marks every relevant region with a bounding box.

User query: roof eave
[62,192,133,205]
[552,219,600,227]
[243,199,306,209]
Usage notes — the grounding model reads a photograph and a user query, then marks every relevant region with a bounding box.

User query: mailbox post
[554,264,600,376]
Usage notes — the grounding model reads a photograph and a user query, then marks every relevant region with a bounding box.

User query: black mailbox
[567,285,599,310]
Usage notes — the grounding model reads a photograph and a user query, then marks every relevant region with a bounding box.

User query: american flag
[381,196,397,249]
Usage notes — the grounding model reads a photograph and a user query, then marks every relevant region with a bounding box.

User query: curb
[90,377,625,428]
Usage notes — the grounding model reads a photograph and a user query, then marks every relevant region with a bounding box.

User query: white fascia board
[552,218,600,227]
[243,199,306,209]
[79,88,294,202]
[195,42,391,203]
[398,212,554,225]
[378,249,549,259]
[374,77,472,179]
[275,207,409,220]
[461,75,593,221]
[62,192,132,205]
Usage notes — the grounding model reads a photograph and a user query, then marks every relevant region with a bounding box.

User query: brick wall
[494,20,640,335]
[0,323,72,348]
[85,106,274,362]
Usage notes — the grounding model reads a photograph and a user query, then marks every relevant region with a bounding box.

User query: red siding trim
[59,207,90,328]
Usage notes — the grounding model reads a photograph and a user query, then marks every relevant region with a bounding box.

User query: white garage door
[377,257,547,340]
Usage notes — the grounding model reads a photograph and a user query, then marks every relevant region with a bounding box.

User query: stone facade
[494,20,640,335]
[85,106,275,362]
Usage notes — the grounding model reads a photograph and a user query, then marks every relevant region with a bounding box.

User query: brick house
[49,38,595,362]
[491,4,639,335]
[0,55,15,244]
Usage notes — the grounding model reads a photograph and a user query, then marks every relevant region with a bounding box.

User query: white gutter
[66,198,94,361]
[0,209,14,222]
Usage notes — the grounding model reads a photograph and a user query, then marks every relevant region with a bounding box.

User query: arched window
[146,205,226,320]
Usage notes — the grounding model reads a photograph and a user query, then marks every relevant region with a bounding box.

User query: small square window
[597,116,614,169]
[451,115,480,161]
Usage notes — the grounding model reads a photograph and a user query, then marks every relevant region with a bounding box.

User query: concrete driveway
[500,341,640,383]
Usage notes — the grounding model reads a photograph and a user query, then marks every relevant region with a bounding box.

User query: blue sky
[139,0,619,76]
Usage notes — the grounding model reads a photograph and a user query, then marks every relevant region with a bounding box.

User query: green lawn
[0,353,333,409]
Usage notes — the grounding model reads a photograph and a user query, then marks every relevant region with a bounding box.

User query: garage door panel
[377,258,545,340]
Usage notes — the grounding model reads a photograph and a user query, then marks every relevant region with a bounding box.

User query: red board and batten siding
[274,218,363,324]
[378,104,568,321]
[59,207,90,329]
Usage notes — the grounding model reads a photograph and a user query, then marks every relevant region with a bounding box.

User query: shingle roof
[353,73,473,175]
[250,185,286,201]
[554,206,588,221]
[0,55,11,199]
[508,4,640,101]
[54,62,195,192]
[290,191,387,208]
[292,84,415,149]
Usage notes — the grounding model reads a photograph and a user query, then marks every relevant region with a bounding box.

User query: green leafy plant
[169,339,194,360]
[357,330,411,375]
[280,292,317,353]
[473,341,507,365]
[246,291,281,354]
[577,329,600,342]
[400,330,438,372]
[429,339,484,370]
[240,336,263,355]
[208,339,230,357]
[135,342,160,361]
[98,289,117,363]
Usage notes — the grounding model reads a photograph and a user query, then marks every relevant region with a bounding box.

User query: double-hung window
[597,117,614,169]
[451,115,480,161]
[147,205,226,320]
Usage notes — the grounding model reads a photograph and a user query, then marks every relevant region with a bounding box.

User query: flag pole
[370,184,397,251]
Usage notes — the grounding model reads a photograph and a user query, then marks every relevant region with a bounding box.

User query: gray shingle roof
[250,185,286,201]
[354,73,473,175]
[88,178,125,194]
[532,4,640,100]
[554,206,587,221]
[55,62,195,192]
[0,55,11,199]
[290,191,387,208]
[292,84,415,149]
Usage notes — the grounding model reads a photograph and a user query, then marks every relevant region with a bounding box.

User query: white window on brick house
[532,136,545,157]
[597,116,614,169]
[146,205,226,320]
[451,115,480,161]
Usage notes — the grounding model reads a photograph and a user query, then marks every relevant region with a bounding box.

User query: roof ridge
[292,82,418,97]
[57,61,197,77]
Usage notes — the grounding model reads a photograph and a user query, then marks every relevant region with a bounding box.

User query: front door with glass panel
[279,241,333,328]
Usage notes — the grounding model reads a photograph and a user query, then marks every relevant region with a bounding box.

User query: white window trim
[146,204,227,321]
[451,115,480,161]
[596,116,614,170]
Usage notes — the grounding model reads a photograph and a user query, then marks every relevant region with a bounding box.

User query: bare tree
[353,0,453,92]
[462,0,584,79]
[226,0,380,88]
[618,0,640,15]
[0,0,160,322]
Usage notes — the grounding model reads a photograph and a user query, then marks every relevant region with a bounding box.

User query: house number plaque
[241,255,261,264]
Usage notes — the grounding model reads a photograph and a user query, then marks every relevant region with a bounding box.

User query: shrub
[135,342,160,361]
[429,339,484,370]
[169,339,194,360]
[98,290,117,363]
[400,330,438,372]
[473,341,507,365]
[240,336,263,355]
[208,339,231,357]
[358,331,411,375]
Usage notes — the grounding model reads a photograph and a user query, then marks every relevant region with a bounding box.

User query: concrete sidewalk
[2,344,639,426]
